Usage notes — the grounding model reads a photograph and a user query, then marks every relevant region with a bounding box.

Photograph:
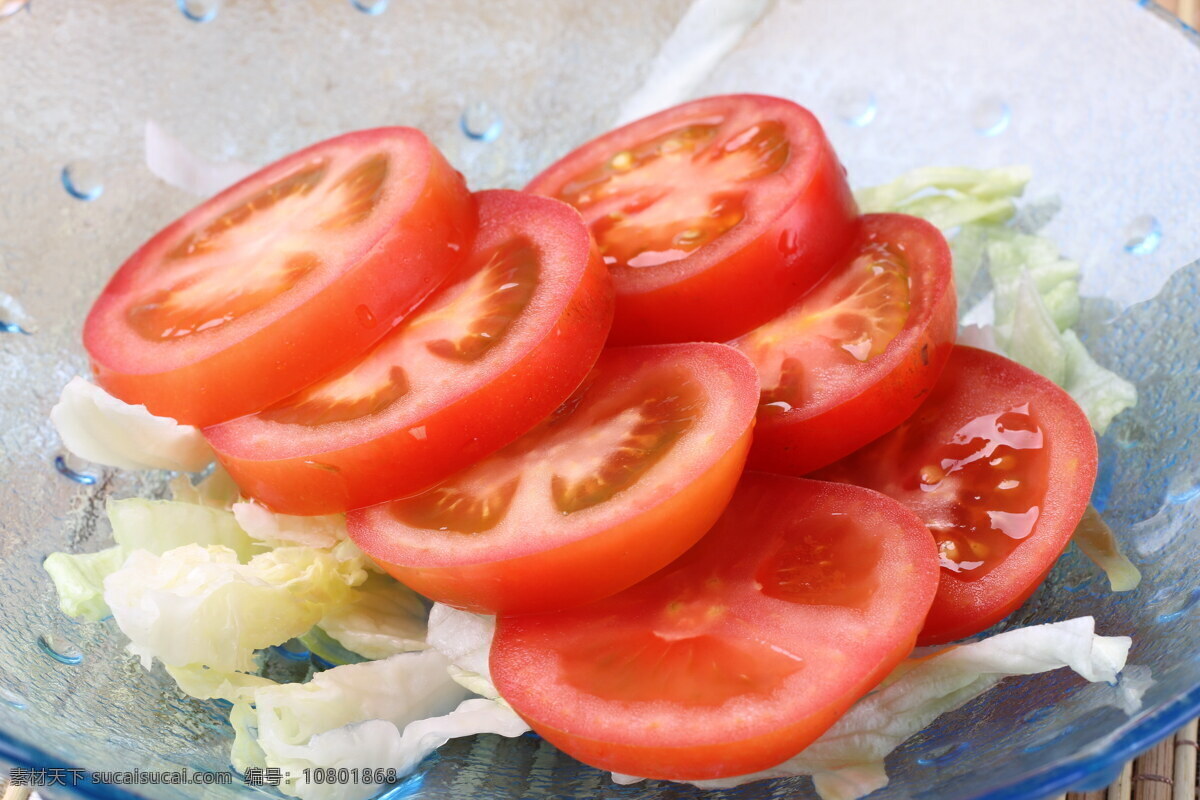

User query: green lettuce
[105,544,366,673]
[856,166,1136,434]
[43,497,260,621]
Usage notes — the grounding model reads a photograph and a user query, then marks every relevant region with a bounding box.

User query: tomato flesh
[815,345,1098,645]
[86,128,475,427]
[733,213,957,475]
[490,473,940,780]
[347,343,759,615]
[527,94,858,345]
[205,190,614,515]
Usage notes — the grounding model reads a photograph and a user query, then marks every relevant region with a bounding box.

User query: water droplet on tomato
[461,102,503,143]
[834,89,877,127]
[355,304,377,328]
[37,633,84,665]
[61,162,103,201]
[1123,214,1162,255]
[54,453,98,485]
[971,97,1011,136]
[303,460,342,474]
[177,0,219,22]
[0,0,30,19]
[349,0,388,13]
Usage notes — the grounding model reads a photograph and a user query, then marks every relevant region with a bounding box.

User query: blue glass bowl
[1,1,1197,798]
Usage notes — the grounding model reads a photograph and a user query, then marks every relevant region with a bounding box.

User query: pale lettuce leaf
[1061,329,1139,435]
[858,165,1136,434]
[43,546,128,620]
[613,617,1131,800]
[232,501,347,550]
[170,465,241,509]
[44,497,260,621]
[50,376,213,472]
[315,573,428,661]
[226,650,529,800]
[1073,506,1142,592]
[426,604,501,701]
[104,544,365,672]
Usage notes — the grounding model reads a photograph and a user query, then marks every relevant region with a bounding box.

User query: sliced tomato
[815,345,1098,645]
[205,190,614,515]
[85,128,475,427]
[732,213,957,475]
[490,473,940,779]
[347,343,758,614]
[526,94,858,345]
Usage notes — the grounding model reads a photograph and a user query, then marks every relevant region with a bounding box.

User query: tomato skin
[205,191,615,515]
[526,95,859,345]
[364,428,751,615]
[815,345,1099,645]
[741,214,958,476]
[85,128,476,427]
[491,474,940,780]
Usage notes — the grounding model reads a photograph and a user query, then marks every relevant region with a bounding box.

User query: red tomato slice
[347,343,759,614]
[732,213,957,475]
[490,473,940,780]
[526,94,858,345]
[205,190,614,515]
[815,345,1098,645]
[85,128,475,427]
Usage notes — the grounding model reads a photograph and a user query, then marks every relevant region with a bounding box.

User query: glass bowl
[1,1,1198,798]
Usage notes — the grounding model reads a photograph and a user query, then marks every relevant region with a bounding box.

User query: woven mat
[3,2,1197,800]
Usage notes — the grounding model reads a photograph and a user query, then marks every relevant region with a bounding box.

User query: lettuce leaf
[44,497,261,621]
[43,546,129,620]
[857,165,1137,434]
[1073,506,1142,592]
[613,617,1131,800]
[232,501,347,550]
[226,650,526,800]
[314,573,428,661]
[426,604,502,701]
[50,377,213,472]
[170,465,241,509]
[104,544,365,672]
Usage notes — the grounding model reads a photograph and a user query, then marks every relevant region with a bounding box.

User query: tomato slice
[347,343,759,614]
[815,345,1098,645]
[732,213,957,475]
[526,94,858,345]
[490,473,940,779]
[205,190,614,515]
[85,128,475,427]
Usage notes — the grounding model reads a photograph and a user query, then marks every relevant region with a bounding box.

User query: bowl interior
[1,1,1198,799]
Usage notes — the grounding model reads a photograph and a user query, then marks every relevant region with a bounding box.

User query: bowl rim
[2,2,1198,799]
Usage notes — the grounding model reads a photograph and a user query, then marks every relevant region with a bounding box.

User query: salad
[44,94,1141,800]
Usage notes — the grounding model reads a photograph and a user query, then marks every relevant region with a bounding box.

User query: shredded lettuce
[426,604,502,701]
[43,546,128,620]
[1073,506,1142,592]
[43,498,261,621]
[315,573,429,661]
[613,617,1132,800]
[50,377,214,472]
[857,166,1136,433]
[105,544,366,672]
[232,501,348,550]
[170,465,241,509]
[227,650,526,800]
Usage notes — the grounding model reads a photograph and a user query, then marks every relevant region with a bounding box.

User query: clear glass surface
[0,1,1197,798]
